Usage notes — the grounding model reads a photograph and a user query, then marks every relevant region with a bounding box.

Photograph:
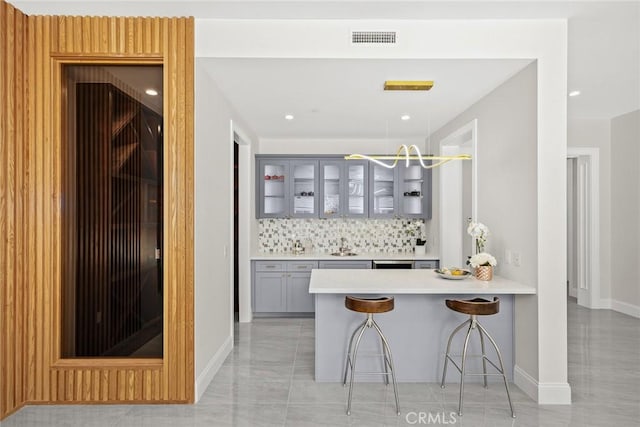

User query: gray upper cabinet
[399,161,432,219]
[257,158,318,218]
[290,160,319,218]
[319,160,368,218]
[369,164,399,218]
[257,155,430,219]
[257,159,290,218]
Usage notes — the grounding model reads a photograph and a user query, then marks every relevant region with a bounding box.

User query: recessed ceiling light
[145,89,158,96]
[568,90,581,97]
[284,114,294,120]
[401,115,411,121]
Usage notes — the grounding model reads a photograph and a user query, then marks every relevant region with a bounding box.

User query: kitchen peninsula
[309,269,536,382]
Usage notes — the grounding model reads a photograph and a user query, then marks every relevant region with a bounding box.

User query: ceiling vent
[351,31,396,44]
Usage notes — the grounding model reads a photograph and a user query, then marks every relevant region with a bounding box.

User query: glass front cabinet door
[258,159,289,218]
[399,161,432,219]
[320,160,368,218]
[369,164,399,218]
[346,161,368,217]
[320,161,342,217]
[290,160,319,218]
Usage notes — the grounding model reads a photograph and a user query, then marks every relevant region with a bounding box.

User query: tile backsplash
[258,218,426,253]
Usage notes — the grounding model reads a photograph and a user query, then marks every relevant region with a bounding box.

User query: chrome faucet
[339,237,350,253]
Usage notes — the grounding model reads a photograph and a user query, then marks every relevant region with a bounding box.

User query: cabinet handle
[265,265,276,269]
[297,266,306,269]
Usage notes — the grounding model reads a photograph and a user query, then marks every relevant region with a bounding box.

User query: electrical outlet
[512,251,521,267]
[505,249,512,265]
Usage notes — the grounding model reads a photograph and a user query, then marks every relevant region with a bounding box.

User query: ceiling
[203,58,533,139]
[12,0,640,138]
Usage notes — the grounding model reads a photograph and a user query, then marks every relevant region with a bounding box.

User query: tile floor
[3,300,639,426]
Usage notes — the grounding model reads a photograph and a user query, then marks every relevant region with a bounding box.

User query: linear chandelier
[345,144,471,169]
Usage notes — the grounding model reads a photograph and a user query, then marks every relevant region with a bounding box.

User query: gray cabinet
[414,260,439,269]
[318,260,372,269]
[256,159,318,218]
[319,160,368,219]
[257,155,431,219]
[369,164,399,218]
[253,261,318,313]
[290,160,319,218]
[369,161,432,219]
[399,161,432,219]
[288,272,315,312]
[254,272,286,312]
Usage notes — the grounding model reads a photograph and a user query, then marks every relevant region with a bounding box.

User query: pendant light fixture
[346,80,471,169]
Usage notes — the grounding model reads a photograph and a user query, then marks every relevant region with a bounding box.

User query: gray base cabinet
[414,260,439,269]
[317,260,372,269]
[253,261,318,314]
[253,258,438,314]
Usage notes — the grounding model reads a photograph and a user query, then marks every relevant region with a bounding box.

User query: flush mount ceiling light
[346,145,471,170]
[284,114,294,120]
[401,115,411,121]
[384,80,434,91]
[145,88,158,96]
[568,90,581,97]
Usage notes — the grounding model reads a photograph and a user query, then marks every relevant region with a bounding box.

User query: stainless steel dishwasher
[372,260,414,269]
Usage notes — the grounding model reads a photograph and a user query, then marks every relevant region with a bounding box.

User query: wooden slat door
[0,0,194,418]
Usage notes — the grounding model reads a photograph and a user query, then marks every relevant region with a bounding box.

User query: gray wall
[611,109,640,311]
[430,62,539,377]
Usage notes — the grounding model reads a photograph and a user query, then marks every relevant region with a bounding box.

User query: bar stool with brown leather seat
[440,297,515,418]
[342,296,400,416]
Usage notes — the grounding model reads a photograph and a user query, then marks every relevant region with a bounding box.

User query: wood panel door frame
[48,50,193,396]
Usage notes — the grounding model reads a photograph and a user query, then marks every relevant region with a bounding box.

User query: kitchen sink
[330,252,357,256]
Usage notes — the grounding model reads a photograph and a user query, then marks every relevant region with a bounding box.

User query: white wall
[567,118,611,302]
[610,109,640,316]
[194,60,257,400]
[431,63,540,379]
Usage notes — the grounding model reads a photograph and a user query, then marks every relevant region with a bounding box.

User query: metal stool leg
[477,322,516,418]
[478,326,488,388]
[380,333,390,386]
[346,317,368,416]
[372,319,400,415]
[343,319,367,386]
[441,319,471,388]
[457,320,474,416]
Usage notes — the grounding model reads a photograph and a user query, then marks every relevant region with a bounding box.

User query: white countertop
[251,251,440,261]
[309,269,536,294]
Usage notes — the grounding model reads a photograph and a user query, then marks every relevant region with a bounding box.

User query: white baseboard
[194,336,233,402]
[513,365,538,402]
[513,365,572,405]
[538,382,572,404]
[610,299,640,318]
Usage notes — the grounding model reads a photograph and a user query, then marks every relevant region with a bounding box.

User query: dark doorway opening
[234,139,240,317]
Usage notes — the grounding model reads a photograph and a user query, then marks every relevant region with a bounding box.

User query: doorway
[439,119,478,267]
[566,147,601,309]
[234,138,240,318]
